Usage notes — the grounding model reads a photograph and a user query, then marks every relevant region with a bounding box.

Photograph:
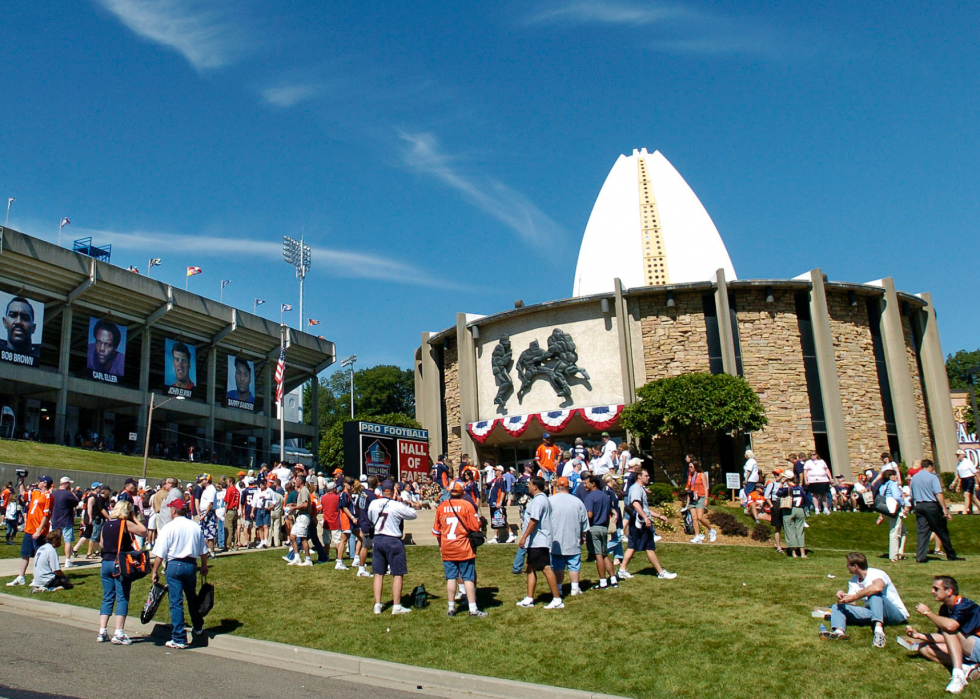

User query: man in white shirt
[151,498,209,650]
[198,474,218,557]
[616,444,632,477]
[251,480,275,548]
[743,450,760,495]
[272,462,293,491]
[600,433,617,462]
[590,446,613,477]
[367,479,418,615]
[823,551,908,647]
[953,449,979,516]
[803,451,833,515]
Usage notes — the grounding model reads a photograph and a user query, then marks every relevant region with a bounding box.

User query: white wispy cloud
[526,0,790,58]
[398,132,563,248]
[93,0,248,70]
[261,84,321,108]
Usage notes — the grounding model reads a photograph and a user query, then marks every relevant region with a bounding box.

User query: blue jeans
[512,545,527,573]
[165,560,203,644]
[216,517,225,549]
[830,593,907,632]
[99,560,132,617]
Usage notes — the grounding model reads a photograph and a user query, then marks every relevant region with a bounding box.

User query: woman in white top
[803,451,833,515]
[951,449,979,516]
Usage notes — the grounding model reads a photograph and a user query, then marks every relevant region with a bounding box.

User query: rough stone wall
[638,293,711,381]
[903,315,935,462]
[442,338,462,465]
[827,292,890,469]
[733,289,814,471]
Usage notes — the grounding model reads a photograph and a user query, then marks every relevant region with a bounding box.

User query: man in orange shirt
[535,433,562,490]
[7,475,53,587]
[432,482,487,618]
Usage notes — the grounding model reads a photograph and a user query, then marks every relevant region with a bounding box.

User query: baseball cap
[627,457,643,467]
[90,481,101,489]
[359,474,368,482]
[237,470,246,477]
[556,476,570,488]
[247,469,255,476]
[38,476,53,486]
[450,482,464,495]
[59,476,73,484]
[542,432,551,439]
[167,498,187,509]
[957,449,967,456]
[601,431,610,437]
[380,479,395,492]
[494,465,503,471]
[244,476,255,485]
[325,482,336,491]
[125,478,138,486]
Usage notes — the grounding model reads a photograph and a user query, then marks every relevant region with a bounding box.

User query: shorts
[330,529,342,545]
[962,477,976,495]
[81,523,93,539]
[91,522,103,541]
[201,512,218,541]
[550,552,581,573]
[255,509,271,527]
[442,558,476,581]
[61,526,74,543]
[968,638,980,664]
[147,513,158,531]
[20,534,41,558]
[628,524,656,552]
[808,482,830,497]
[373,535,408,576]
[362,534,374,550]
[588,525,609,553]
[292,514,310,539]
[526,547,551,572]
[770,505,784,531]
[692,496,706,509]
[541,470,555,482]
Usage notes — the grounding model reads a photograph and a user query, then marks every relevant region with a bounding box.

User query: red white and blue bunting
[538,409,576,432]
[579,404,624,430]
[468,419,498,444]
[466,404,625,441]
[499,414,533,437]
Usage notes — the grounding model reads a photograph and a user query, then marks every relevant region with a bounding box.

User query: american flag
[186,266,202,277]
[281,303,292,312]
[307,319,320,326]
[274,345,286,404]
[60,217,71,229]
[148,258,162,268]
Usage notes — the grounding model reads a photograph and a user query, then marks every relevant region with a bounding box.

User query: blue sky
[2,0,977,372]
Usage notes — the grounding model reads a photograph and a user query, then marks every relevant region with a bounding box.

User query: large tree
[304,364,415,434]
[946,349,980,390]
[318,411,422,471]
[621,372,767,470]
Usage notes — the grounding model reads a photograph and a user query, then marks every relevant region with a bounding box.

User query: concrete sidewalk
[0,593,624,699]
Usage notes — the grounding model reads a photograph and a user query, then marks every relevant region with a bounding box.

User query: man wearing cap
[433,455,452,503]
[600,432,617,462]
[952,450,978,516]
[433,482,488,617]
[487,467,510,544]
[535,434,561,488]
[368,479,418,615]
[118,478,138,504]
[590,444,614,477]
[151,497,209,649]
[51,476,79,568]
[251,478,274,549]
[517,476,563,609]
[619,468,677,581]
[354,475,377,576]
[222,476,241,551]
[321,481,342,563]
[583,475,617,588]
[549,477,589,597]
[272,462,291,491]
[7,476,53,587]
[285,474,314,566]
[198,474,218,557]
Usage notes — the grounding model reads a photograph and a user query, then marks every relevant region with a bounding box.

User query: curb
[0,593,625,699]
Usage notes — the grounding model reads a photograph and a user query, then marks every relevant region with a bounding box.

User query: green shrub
[710,483,728,498]
[751,522,773,542]
[647,483,676,506]
[941,472,956,491]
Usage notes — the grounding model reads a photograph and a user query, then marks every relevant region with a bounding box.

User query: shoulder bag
[455,506,486,549]
[112,520,151,582]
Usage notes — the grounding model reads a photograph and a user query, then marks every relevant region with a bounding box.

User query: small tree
[621,372,767,471]
[318,412,423,472]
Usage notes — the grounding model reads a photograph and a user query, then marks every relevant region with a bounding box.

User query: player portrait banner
[467,419,499,444]
[0,291,44,367]
[87,316,127,383]
[579,404,624,430]
[164,338,197,398]
[226,355,255,411]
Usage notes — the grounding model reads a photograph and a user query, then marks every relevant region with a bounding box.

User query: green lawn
[5,511,980,698]
[0,440,234,483]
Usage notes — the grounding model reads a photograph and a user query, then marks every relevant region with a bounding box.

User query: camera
[15,469,28,478]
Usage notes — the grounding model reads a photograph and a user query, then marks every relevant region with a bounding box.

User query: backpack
[681,508,694,535]
[411,584,428,609]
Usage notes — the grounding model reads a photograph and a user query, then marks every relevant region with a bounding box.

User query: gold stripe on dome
[638,155,669,287]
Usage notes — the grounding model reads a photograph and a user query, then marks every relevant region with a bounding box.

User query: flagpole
[279,323,286,463]
[147,258,152,279]
[185,274,188,291]
[58,219,61,247]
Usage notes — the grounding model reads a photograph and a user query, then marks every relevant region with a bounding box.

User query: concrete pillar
[206,348,216,454]
[455,313,478,459]
[917,292,959,473]
[310,374,320,461]
[714,269,738,376]
[54,305,72,445]
[262,363,273,463]
[878,278,924,464]
[614,279,636,403]
[809,269,853,478]
[418,332,444,456]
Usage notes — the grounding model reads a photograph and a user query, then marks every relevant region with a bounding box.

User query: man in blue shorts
[619,468,676,581]
[548,477,589,597]
[367,480,418,615]
[433,482,487,617]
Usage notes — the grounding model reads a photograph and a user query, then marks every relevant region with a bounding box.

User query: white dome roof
[573,148,736,296]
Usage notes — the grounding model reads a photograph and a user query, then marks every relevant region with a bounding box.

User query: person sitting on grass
[904,575,980,694]
[821,552,908,647]
[31,530,72,593]
[746,484,771,524]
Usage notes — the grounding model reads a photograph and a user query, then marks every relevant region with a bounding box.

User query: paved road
[0,608,437,699]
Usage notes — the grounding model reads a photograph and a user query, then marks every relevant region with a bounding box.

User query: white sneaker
[803,522,810,528]
[487,538,498,545]
[897,636,921,651]
[654,535,662,542]
[282,555,293,562]
[455,590,464,601]
[373,603,383,615]
[570,588,582,596]
[946,671,968,694]
[544,598,564,610]
[516,597,535,608]
[391,605,412,615]
[505,534,516,543]
[335,561,349,570]
[658,570,677,580]
[690,536,703,544]
[299,558,314,567]
[63,559,73,569]
[6,576,25,587]
[357,569,372,577]
[111,632,132,645]
[618,569,633,579]
[709,529,717,542]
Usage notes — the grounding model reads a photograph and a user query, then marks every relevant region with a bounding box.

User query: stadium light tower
[341,354,356,419]
[282,234,312,329]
